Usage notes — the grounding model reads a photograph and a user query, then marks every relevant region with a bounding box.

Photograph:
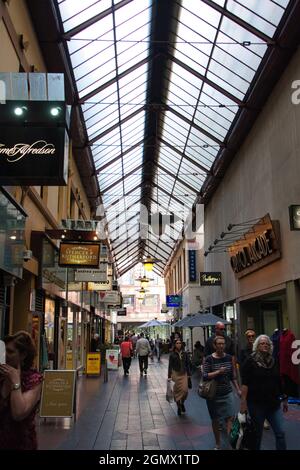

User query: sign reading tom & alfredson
[40,370,76,418]
[0,101,69,185]
[228,214,281,278]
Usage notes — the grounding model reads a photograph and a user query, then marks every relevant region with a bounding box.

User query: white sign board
[88,277,112,291]
[99,291,119,303]
[75,265,107,282]
[106,349,119,370]
[0,340,5,364]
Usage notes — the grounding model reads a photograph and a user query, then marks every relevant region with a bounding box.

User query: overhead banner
[59,242,100,268]
[0,101,69,185]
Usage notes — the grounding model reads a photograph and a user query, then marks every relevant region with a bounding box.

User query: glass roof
[57,0,290,276]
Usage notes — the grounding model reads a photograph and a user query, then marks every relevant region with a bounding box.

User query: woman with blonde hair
[240,334,288,450]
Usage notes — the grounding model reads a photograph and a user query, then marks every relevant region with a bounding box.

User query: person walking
[239,329,256,369]
[136,333,151,376]
[168,338,191,415]
[240,334,288,450]
[120,336,133,376]
[0,331,43,450]
[203,336,241,450]
[155,335,162,362]
[204,321,235,358]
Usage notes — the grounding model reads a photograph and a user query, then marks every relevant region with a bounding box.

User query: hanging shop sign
[0,101,69,185]
[200,272,222,286]
[59,242,100,268]
[75,264,107,282]
[117,308,127,316]
[188,250,197,282]
[166,295,182,307]
[228,214,281,278]
[88,277,112,291]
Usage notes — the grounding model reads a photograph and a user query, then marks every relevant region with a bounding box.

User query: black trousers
[138,355,148,373]
[122,357,131,373]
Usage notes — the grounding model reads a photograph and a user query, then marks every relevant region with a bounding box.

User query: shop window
[44,298,55,369]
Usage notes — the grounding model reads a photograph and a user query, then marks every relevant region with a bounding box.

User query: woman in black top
[168,340,191,415]
[240,334,288,450]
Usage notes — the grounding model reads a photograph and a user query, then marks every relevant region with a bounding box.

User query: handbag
[166,379,174,402]
[198,377,217,399]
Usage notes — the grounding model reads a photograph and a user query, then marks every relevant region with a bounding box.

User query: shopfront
[0,187,26,338]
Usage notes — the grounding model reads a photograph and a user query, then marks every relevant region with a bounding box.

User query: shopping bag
[240,415,257,450]
[166,380,174,402]
[230,415,243,449]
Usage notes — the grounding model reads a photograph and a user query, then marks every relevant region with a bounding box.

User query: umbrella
[172,313,231,349]
[138,319,169,328]
[180,313,231,328]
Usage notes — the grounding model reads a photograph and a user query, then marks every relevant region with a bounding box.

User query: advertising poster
[86,353,101,375]
[106,349,119,370]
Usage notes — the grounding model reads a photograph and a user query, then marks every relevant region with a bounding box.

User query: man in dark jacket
[204,321,235,357]
[239,329,256,369]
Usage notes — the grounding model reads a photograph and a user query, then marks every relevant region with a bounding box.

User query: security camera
[23,249,32,262]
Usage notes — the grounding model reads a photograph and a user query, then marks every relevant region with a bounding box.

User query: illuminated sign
[59,242,100,268]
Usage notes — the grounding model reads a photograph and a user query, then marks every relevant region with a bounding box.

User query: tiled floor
[37,356,300,450]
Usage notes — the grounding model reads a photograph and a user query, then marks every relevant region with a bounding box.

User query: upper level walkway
[37,355,300,450]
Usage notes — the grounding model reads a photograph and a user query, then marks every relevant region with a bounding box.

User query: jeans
[247,402,286,450]
[138,355,148,373]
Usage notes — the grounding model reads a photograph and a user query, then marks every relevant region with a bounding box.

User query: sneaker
[264,420,270,430]
[144,370,147,375]
[213,446,221,450]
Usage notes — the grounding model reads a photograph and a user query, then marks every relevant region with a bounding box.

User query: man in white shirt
[136,333,151,376]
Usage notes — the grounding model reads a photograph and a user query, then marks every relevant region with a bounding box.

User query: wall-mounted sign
[228,214,281,278]
[188,250,197,282]
[200,272,222,286]
[289,205,300,230]
[59,242,100,268]
[98,291,119,303]
[166,295,182,307]
[0,101,69,185]
[40,370,76,418]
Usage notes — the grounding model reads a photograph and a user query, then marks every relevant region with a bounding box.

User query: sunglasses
[247,335,255,338]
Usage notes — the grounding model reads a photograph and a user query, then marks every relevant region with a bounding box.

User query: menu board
[40,370,76,417]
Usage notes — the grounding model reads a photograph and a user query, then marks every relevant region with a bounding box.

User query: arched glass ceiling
[57,0,290,276]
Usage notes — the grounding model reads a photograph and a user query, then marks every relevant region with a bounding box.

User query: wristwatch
[12,383,21,391]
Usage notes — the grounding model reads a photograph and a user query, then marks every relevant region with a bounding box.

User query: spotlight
[14,106,27,116]
[227,224,234,231]
[214,239,218,245]
[220,232,225,238]
[50,107,61,117]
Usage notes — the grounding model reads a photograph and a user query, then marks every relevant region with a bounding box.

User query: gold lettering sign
[228,214,281,278]
[59,243,100,267]
[40,370,76,417]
